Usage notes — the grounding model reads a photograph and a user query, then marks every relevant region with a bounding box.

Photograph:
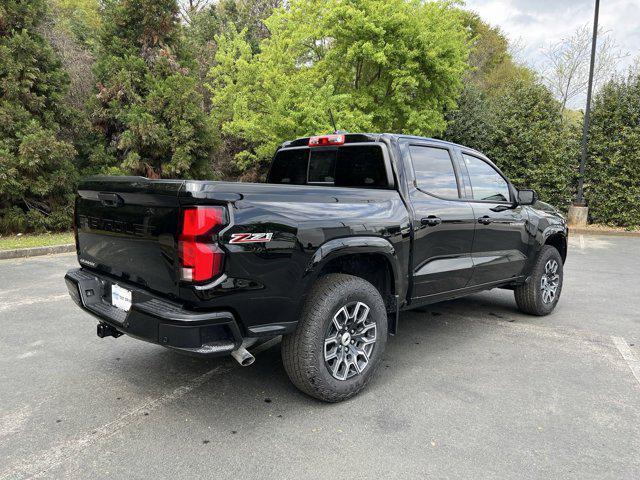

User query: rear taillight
[178,206,227,282]
[308,134,345,147]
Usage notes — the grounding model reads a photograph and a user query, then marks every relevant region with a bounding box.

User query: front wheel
[281,273,388,402]
[514,245,564,315]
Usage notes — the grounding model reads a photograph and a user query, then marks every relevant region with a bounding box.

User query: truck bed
[75,176,411,333]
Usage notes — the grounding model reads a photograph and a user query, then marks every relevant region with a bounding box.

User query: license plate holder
[111,284,132,312]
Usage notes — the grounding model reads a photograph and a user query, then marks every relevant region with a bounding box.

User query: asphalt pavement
[0,234,639,479]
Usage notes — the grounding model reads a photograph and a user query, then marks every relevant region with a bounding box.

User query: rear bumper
[65,268,243,356]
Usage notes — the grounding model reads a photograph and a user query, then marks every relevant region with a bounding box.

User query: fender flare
[304,236,401,296]
[540,224,567,249]
[542,224,566,240]
[528,224,568,267]
[543,224,568,258]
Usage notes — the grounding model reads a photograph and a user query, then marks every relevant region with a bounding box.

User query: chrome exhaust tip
[231,346,255,366]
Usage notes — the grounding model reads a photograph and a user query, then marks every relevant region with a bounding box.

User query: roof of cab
[393,134,459,148]
[281,133,484,157]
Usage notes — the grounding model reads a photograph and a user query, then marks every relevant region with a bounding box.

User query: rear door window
[268,145,389,188]
[409,146,460,198]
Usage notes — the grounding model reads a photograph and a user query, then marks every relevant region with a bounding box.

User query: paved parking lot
[1,234,639,479]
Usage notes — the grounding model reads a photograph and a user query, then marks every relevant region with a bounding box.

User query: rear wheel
[514,245,563,315]
[281,273,387,402]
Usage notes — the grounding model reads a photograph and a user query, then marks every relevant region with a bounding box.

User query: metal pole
[576,0,600,205]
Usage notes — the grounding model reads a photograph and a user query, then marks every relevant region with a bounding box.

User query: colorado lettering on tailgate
[78,214,154,237]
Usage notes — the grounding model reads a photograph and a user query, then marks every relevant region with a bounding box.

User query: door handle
[478,215,493,225]
[421,216,442,227]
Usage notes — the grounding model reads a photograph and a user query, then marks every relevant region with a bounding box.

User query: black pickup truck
[65,133,567,402]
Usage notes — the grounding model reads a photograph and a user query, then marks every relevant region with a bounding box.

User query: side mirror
[518,189,538,206]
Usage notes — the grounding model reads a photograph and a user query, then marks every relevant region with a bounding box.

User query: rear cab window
[268,144,391,189]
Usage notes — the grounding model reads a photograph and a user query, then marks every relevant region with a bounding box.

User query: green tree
[89,0,214,178]
[587,72,640,227]
[444,11,535,149]
[182,0,282,110]
[0,0,78,233]
[193,0,280,52]
[208,0,469,173]
[460,11,532,91]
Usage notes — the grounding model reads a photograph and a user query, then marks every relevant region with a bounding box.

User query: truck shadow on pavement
[97,293,525,415]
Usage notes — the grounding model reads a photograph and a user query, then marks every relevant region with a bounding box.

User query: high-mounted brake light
[308,134,345,147]
[179,206,227,282]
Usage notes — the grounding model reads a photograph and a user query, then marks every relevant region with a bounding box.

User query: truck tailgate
[75,177,184,298]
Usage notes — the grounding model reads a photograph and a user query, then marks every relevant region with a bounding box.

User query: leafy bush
[483,80,579,209]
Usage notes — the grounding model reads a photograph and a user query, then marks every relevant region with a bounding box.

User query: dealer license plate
[111,284,132,312]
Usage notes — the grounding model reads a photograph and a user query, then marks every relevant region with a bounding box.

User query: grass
[0,232,74,251]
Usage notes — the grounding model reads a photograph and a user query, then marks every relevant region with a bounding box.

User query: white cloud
[463,0,640,75]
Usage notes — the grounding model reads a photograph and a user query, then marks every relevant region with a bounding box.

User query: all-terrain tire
[281,273,388,402]
[514,245,563,316]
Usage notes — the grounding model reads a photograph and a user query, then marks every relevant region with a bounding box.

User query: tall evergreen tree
[587,72,640,227]
[0,0,78,233]
[90,0,214,178]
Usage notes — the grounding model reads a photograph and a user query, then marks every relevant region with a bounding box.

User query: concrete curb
[571,228,640,237]
[0,244,75,260]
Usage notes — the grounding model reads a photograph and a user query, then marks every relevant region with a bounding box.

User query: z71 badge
[229,233,273,244]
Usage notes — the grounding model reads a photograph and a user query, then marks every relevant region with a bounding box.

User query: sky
[463,0,640,102]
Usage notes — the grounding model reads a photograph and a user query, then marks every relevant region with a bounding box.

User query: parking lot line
[0,364,234,480]
[612,336,640,386]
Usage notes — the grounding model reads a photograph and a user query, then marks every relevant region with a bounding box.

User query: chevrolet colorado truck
[65,133,568,402]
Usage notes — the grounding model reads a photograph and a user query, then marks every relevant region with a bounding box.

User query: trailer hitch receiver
[97,322,123,339]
